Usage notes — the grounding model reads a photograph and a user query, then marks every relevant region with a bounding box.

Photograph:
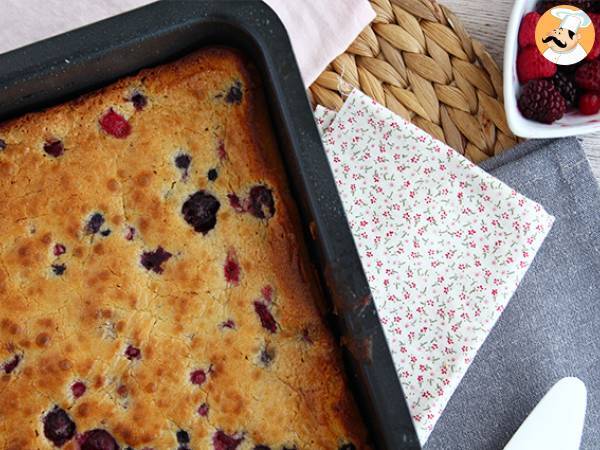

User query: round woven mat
[310,0,519,163]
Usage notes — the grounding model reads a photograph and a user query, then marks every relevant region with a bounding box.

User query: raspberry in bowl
[504,0,600,137]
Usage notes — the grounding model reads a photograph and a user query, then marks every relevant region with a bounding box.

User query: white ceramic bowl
[504,0,600,138]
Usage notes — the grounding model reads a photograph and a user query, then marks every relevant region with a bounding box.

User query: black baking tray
[0,1,420,448]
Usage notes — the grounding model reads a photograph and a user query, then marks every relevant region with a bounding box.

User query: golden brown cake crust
[0,48,370,449]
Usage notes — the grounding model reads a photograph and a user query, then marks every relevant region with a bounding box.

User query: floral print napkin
[314,90,555,444]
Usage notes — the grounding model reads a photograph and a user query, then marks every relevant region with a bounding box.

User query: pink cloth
[0,0,374,87]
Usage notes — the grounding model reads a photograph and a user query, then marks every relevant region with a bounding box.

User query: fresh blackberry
[518,80,567,124]
[551,72,578,108]
[536,0,598,14]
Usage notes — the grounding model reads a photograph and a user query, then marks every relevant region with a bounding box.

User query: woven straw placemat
[310,0,519,163]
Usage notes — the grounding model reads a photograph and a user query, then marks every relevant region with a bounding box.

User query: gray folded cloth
[425,138,600,450]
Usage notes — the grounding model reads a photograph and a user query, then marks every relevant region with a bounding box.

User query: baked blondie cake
[0,48,370,450]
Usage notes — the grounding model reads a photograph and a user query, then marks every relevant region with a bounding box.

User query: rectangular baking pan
[0,1,420,448]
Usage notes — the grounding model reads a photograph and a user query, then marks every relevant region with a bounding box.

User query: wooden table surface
[444,0,600,182]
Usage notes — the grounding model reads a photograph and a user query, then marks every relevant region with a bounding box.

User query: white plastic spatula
[504,377,587,450]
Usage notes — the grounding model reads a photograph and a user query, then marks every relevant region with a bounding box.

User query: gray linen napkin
[425,138,600,450]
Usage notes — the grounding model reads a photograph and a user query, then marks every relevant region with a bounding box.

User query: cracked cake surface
[0,48,369,449]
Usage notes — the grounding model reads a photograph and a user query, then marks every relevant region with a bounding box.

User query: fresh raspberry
[517,46,557,84]
[587,14,600,60]
[576,60,600,90]
[518,12,540,48]
[518,79,567,123]
[579,91,600,114]
[552,72,578,107]
[99,108,131,138]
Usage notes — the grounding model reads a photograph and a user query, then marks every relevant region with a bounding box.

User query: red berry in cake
[85,213,105,235]
[576,60,600,91]
[3,353,21,374]
[125,345,141,360]
[71,381,86,398]
[518,12,540,48]
[190,369,207,386]
[182,191,221,234]
[213,430,243,450]
[225,81,243,104]
[518,79,567,123]
[140,246,172,274]
[130,91,147,111]
[551,72,578,107]
[261,285,273,303]
[43,139,65,157]
[197,403,209,416]
[224,250,240,285]
[125,226,136,241]
[246,185,275,219]
[217,140,227,160]
[99,108,131,138]
[587,14,600,60]
[254,301,277,333]
[579,91,600,114]
[517,46,557,84]
[43,406,76,447]
[221,319,236,329]
[53,243,67,256]
[78,429,119,450]
[228,193,243,212]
